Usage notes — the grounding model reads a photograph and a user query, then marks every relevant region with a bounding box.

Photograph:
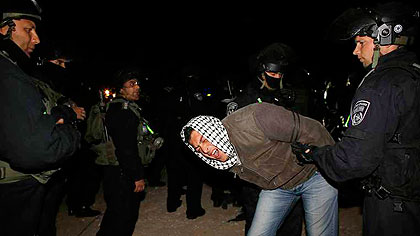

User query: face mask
[260,72,282,90]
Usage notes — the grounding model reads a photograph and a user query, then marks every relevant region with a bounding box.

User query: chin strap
[258,75,267,89]
[372,43,381,69]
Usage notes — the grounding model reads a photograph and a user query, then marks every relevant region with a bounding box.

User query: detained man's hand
[291,141,316,165]
[134,179,146,193]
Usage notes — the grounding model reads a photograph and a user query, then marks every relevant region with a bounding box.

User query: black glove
[291,141,316,165]
[51,105,77,124]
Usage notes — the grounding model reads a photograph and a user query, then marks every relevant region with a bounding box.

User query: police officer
[97,68,146,236]
[0,1,81,235]
[292,2,420,235]
[159,64,209,219]
[33,42,101,218]
[226,42,313,235]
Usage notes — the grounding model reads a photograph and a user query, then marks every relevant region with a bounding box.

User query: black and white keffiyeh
[180,115,238,170]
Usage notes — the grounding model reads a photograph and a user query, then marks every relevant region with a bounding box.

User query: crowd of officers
[1,0,420,236]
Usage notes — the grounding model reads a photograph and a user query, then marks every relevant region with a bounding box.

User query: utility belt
[361,177,392,200]
[361,175,418,200]
[361,176,405,213]
[0,160,58,184]
[0,160,31,184]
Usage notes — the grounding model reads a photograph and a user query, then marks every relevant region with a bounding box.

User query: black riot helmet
[256,42,297,74]
[112,67,142,91]
[1,0,42,24]
[328,2,419,46]
[254,42,298,90]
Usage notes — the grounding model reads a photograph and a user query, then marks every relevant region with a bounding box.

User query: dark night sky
[33,1,418,88]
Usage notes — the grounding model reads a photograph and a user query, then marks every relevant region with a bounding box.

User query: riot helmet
[1,0,42,39]
[1,0,42,24]
[112,67,142,91]
[35,41,73,68]
[256,42,297,90]
[328,2,419,46]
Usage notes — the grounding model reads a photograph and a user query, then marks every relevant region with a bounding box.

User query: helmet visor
[327,8,377,41]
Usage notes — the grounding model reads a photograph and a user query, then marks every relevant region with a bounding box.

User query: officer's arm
[314,70,418,182]
[0,75,80,172]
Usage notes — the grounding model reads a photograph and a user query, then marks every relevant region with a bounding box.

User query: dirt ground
[56,183,363,236]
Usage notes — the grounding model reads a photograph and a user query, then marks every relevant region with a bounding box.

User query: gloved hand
[51,105,77,124]
[291,141,316,165]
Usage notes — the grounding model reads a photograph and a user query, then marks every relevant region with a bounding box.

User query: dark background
[33,0,419,95]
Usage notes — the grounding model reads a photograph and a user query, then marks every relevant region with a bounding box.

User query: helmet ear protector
[361,8,408,46]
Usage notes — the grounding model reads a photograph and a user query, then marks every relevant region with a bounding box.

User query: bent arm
[0,73,80,172]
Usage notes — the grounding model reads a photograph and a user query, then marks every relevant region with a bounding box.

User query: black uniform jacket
[0,51,80,172]
[105,99,144,182]
[313,48,420,184]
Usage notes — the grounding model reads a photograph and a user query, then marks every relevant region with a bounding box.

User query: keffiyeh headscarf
[180,115,238,170]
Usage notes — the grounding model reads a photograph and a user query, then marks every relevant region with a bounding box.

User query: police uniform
[0,33,80,236]
[226,70,311,235]
[313,48,420,235]
[159,77,208,219]
[97,97,145,236]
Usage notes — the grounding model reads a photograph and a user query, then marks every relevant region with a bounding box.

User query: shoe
[186,208,205,219]
[228,211,246,222]
[167,199,182,212]
[74,206,101,218]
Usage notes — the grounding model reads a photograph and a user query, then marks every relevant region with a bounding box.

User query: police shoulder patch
[226,102,238,116]
[351,100,370,126]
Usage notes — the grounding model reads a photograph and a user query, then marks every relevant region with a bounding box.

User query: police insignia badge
[351,100,370,126]
[226,102,238,116]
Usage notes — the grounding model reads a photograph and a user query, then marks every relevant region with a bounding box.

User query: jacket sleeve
[106,106,144,181]
[312,70,416,182]
[254,102,335,146]
[0,70,80,172]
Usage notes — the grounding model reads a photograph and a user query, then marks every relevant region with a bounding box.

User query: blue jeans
[248,172,338,236]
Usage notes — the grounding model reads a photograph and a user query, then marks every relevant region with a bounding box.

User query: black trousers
[97,166,142,236]
[64,148,101,211]
[363,195,420,236]
[241,181,304,236]
[0,174,65,236]
[166,138,204,214]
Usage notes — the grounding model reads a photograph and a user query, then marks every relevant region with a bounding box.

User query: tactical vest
[92,98,156,167]
[0,79,63,184]
[373,63,420,201]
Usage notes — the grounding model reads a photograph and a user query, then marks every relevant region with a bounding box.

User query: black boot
[167,199,182,212]
[186,207,205,219]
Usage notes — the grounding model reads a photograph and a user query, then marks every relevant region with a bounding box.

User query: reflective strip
[2,13,41,21]
[0,167,5,180]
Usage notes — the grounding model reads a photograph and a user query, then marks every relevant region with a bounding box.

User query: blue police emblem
[351,100,370,126]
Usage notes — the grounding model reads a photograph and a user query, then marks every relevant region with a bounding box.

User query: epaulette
[122,101,129,110]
